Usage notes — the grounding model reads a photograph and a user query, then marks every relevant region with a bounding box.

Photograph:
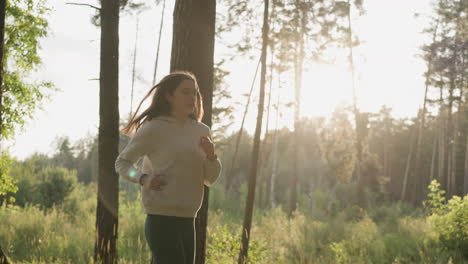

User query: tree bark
[238,0,269,263]
[268,73,281,209]
[257,55,274,209]
[0,0,6,143]
[401,126,415,202]
[152,0,166,86]
[446,67,455,197]
[430,130,438,182]
[225,58,260,193]
[464,135,468,195]
[94,0,120,263]
[0,246,9,264]
[290,0,306,218]
[171,1,216,263]
[438,80,446,192]
[412,18,438,205]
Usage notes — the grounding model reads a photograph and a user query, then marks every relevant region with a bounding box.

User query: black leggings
[145,214,195,264]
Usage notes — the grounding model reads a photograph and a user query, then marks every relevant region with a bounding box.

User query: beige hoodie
[115,116,222,217]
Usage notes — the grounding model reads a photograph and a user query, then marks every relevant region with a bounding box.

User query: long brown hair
[122,71,204,136]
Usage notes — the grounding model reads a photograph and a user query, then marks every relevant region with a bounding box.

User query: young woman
[115,71,222,264]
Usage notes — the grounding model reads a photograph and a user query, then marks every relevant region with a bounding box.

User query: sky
[6,0,434,160]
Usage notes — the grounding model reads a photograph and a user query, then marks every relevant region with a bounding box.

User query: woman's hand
[141,174,168,191]
[199,136,216,160]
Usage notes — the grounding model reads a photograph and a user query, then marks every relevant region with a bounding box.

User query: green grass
[0,183,467,264]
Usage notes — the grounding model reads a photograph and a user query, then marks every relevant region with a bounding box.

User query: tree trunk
[225,58,260,193]
[94,0,120,263]
[257,55,274,210]
[0,0,5,143]
[268,73,281,209]
[464,135,468,195]
[438,81,446,191]
[413,18,438,205]
[446,70,455,197]
[430,131,438,181]
[0,246,8,264]
[171,1,216,263]
[326,182,338,214]
[152,0,166,86]
[238,0,268,262]
[129,18,139,118]
[346,0,365,207]
[401,126,415,202]
[290,0,306,218]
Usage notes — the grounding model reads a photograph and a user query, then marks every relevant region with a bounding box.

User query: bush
[429,195,468,259]
[35,167,77,209]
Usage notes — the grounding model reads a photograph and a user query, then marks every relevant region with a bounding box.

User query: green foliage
[206,210,267,264]
[35,167,77,209]
[429,195,468,259]
[4,159,77,209]
[424,180,447,215]
[2,186,468,263]
[318,107,356,184]
[2,0,54,139]
[0,152,17,199]
[0,203,95,263]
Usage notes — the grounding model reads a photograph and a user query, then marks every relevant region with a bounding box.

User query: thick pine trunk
[94,0,120,263]
[238,0,268,263]
[171,1,215,263]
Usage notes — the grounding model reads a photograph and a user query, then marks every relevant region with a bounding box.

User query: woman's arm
[200,127,222,186]
[115,122,156,184]
[203,155,222,187]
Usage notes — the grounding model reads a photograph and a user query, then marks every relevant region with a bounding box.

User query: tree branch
[66,3,101,11]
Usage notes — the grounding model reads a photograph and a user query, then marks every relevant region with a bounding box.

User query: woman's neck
[170,111,189,121]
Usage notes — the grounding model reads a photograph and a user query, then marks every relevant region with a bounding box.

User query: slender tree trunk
[129,18,139,119]
[446,73,454,197]
[171,1,215,263]
[95,0,120,263]
[152,0,166,86]
[401,126,416,202]
[0,247,8,264]
[413,18,438,204]
[290,0,306,217]
[238,0,268,262]
[451,102,459,196]
[438,81,446,191]
[326,182,338,214]
[257,50,274,209]
[268,73,281,209]
[346,0,365,206]
[430,131,438,181]
[464,135,468,195]
[0,0,5,143]
[225,58,260,193]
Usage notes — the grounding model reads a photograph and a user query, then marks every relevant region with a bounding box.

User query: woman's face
[166,79,197,118]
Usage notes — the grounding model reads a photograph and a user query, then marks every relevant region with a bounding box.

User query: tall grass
[1,182,467,263]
